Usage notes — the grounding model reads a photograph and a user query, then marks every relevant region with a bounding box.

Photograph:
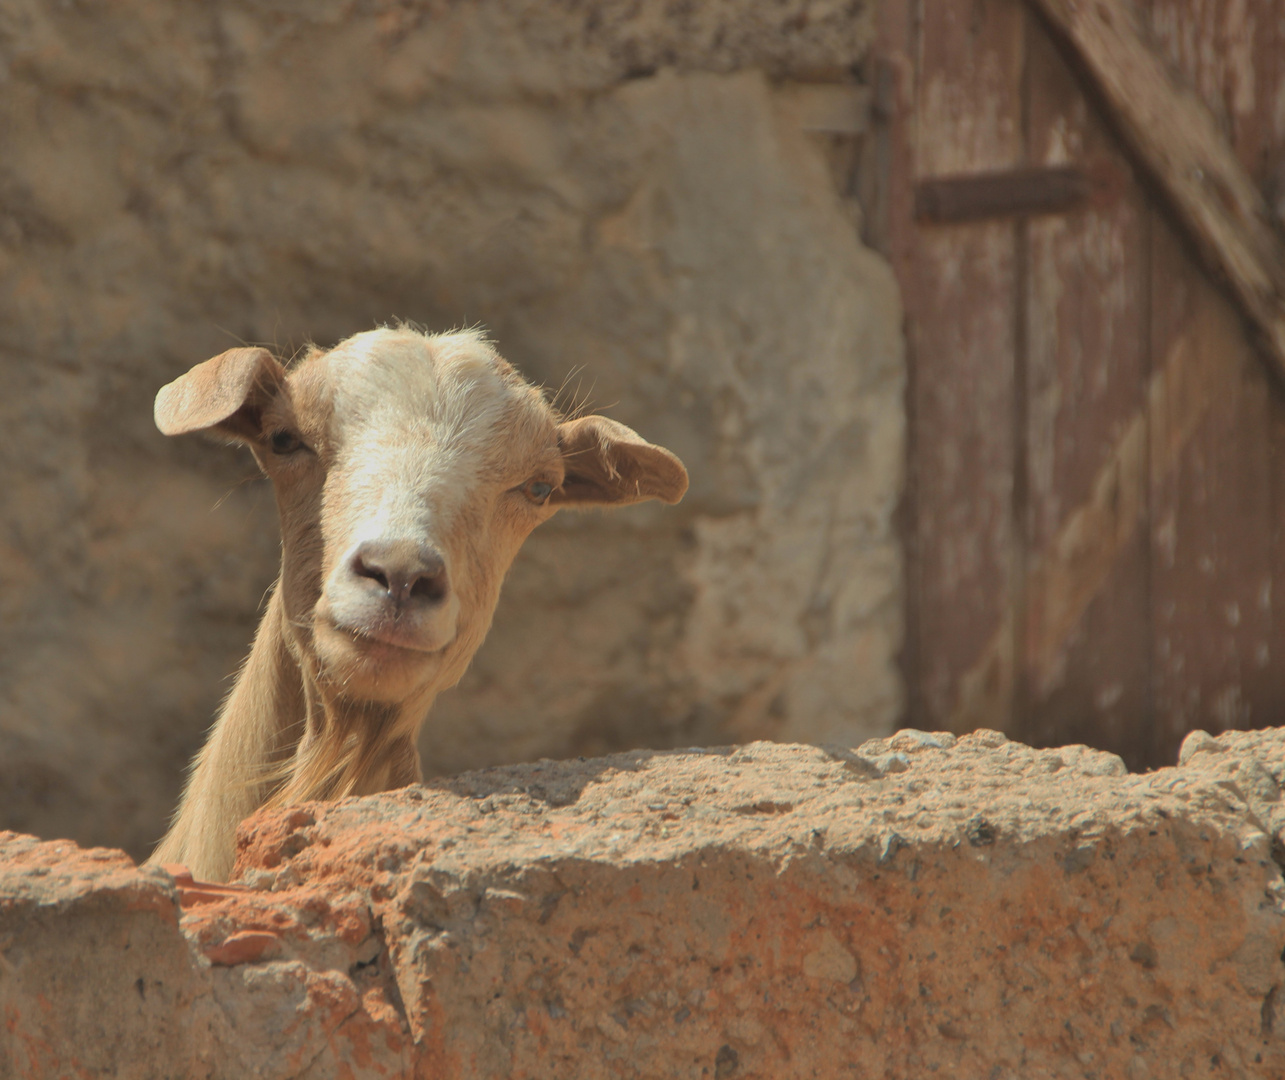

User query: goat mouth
[315,618,447,659]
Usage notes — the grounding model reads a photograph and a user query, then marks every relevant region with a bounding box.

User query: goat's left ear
[552,415,689,507]
[155,347,287,442]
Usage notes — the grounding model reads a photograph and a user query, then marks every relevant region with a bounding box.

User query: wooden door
[874,0,1285,768]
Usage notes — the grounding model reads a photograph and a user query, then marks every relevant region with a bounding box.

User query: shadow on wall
[0,1,904,860]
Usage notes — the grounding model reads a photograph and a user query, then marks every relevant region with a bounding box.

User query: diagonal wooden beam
[1024,0,1285,381]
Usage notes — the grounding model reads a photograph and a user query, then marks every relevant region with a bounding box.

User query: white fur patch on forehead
[322,327,546,451]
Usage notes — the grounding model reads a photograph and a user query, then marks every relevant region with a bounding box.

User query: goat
[147,327,688,880]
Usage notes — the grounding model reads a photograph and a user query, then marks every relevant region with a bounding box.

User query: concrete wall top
[2,725,1283,1077]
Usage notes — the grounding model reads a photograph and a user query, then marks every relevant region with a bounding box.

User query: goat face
[155,327,688,706]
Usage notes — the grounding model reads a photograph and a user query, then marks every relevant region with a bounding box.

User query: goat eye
[269,429,304,455]
[524,480,554,504]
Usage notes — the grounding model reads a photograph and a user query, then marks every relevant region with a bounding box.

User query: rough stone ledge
[2,727,1284,1078]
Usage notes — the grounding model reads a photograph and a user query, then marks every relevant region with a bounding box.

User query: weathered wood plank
[870,0,921,724]
[1146,0,1282,763]
[912,0,1025,733]
[1268,363,1285,739]
[1025,0,1285,381]
[1149,0,1271,175]
[1016,23,1153,767]
[1149,229,1276,760]
[1266,0,1285,740]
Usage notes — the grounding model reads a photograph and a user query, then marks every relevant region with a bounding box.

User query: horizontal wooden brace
[914,166,1091,223]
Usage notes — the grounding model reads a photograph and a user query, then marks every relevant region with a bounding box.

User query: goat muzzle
[348,539,450,610]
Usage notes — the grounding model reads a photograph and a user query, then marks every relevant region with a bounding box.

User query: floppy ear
[154,347,287,442]
[552,415,689,507]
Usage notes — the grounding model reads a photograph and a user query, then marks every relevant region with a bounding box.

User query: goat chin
[312,619,448,703]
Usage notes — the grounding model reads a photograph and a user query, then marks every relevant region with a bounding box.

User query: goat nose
[349,540,449,606]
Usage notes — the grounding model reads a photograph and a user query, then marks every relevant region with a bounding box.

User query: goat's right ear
[155,347,286,442]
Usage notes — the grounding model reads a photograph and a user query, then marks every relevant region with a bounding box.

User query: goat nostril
[352,556,391,593]
[409,572,447,603]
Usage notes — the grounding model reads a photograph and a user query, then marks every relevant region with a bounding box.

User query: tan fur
[149,327,687,880]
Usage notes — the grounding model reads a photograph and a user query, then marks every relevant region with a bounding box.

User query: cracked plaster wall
[0,0,898,859]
